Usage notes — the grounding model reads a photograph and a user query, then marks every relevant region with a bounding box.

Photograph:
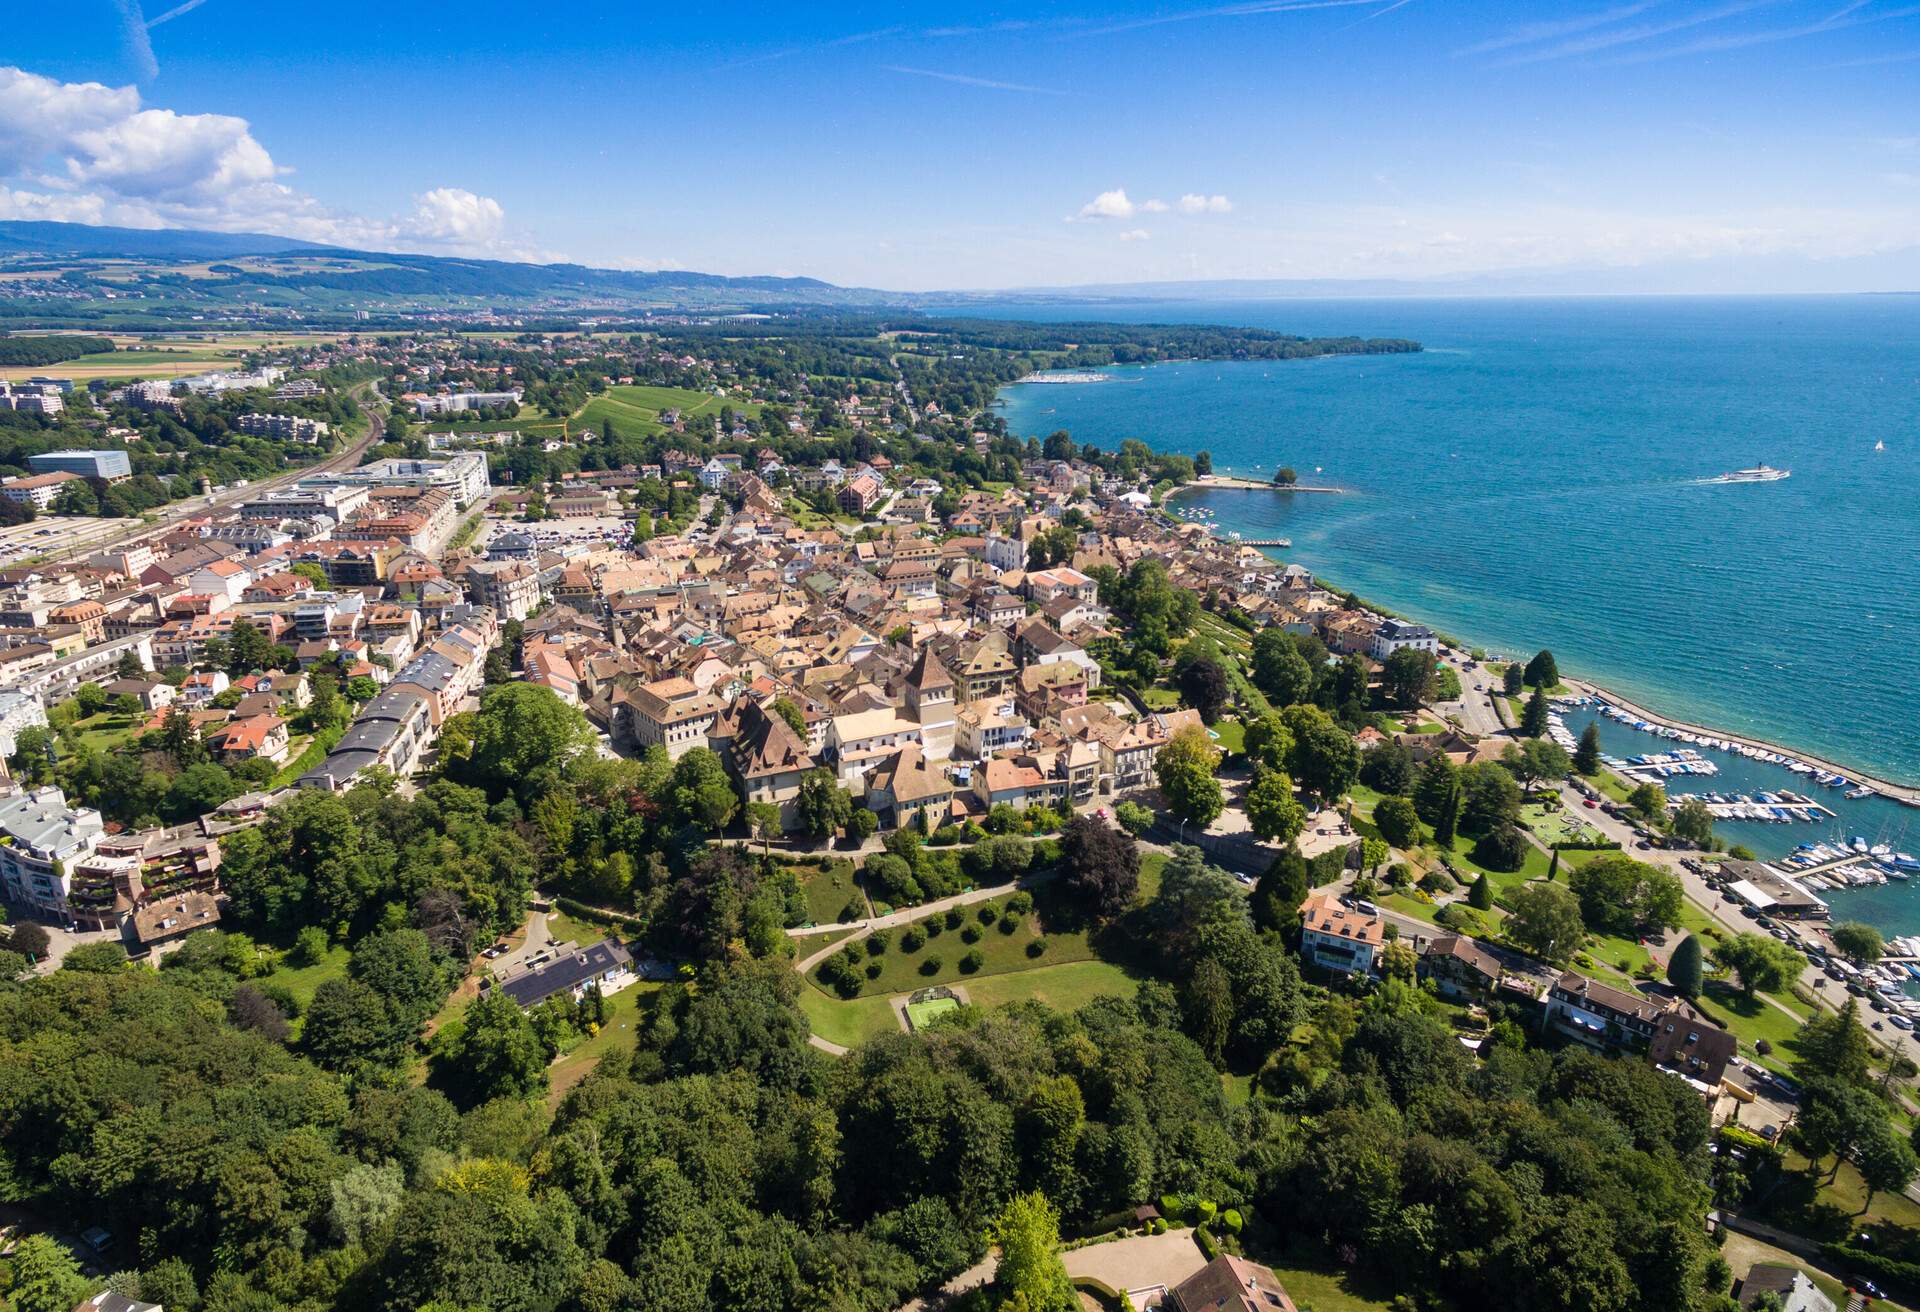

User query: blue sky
[1,0,1917,289]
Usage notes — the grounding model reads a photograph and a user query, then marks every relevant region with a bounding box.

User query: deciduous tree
[1156,724,1224,826]
[1059,815,1140,921]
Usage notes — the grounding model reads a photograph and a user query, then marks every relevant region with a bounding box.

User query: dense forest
[0,333,114,366]
[0,678,1760,1312]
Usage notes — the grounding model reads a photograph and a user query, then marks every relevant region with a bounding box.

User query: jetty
[1566,678,1920,811]
[1174,475,1344,493]
[1237,538,1294,548]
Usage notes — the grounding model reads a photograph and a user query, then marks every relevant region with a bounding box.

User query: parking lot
[475,513,632,552]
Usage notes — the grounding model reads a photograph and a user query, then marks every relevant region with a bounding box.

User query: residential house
[1649,1010,1739,1088]
[864,744,955,831]
[209,713,290,765]
[1298,892,1385,978]
[1418,934,1503,999]
[1544,972,1665,1050]
[501,938,637,1009]
[1170,1255,1299,1312]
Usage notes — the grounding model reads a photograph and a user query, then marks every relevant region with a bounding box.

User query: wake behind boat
[1703,463,1790,484]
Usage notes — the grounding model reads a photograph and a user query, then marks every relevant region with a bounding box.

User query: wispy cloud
[1601,0,1920,62]
[1485,0,1782,67]
[1454,1,1660,56]
[723,26,904,69]
[883,65,1068,94]
[111,0,215,80]
[112,0,158,81]
[1118,228,1151,241]
[1077,0,1394,38]
[147,0,213,27]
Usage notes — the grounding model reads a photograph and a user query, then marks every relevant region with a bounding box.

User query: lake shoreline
[1564,677,1920,806]
[1170,475,1346,494]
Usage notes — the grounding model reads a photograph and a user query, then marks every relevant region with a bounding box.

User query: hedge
[552,895,644,933]
[1071,1277,1127,1312]
[1822,1244,1920,1302]
[1195,1226,1220,1261]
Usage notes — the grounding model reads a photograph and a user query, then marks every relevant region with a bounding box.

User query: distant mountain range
[0,220,895,316]
[1,220,1914,325]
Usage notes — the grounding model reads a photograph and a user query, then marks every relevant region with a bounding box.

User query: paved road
[1445,660,1510,739]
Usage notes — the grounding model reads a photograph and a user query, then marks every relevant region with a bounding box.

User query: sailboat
[1876,439,1887,451]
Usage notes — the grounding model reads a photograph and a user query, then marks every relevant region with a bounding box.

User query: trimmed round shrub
[945,908,965,930]
[1007,891,1034,916]
[998,916,1019,935]
[1195,1200,1217,1226]
[867,928,891,954]
[924,918,943,938]
[1026,938,1048,958]
[959,949,985,974]
[865,960,883,979]
[920,956,943,975]
[1220,1209,1243,1234]
[977,905,998,925]
[961,924,983,944]
[839,897,864,923]
[901,925,927,952]
[1151,1219,1168,1235]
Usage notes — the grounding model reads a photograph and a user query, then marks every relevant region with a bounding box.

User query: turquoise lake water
[982,295,1920,929]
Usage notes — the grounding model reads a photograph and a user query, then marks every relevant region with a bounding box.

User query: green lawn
[1140,687,1181,710]
[798,988,902,1049]
[546,982,663,1106]
[1251,1240,1397,1312]
[958,959,1138,1011]
[573,384,760,437]
[1692,981,1808,1073]
[258,944,352,1038]
[810,891,1097,999]
[1521,801,1605,847]
[796,859,866,926]
[545,907,628,950]
[66,710,142,753]
[1209,719,1247,753]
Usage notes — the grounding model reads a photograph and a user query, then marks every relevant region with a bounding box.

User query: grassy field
[258,943,352,1037]
[795,859,867,926]
[1251,1239,1397,1311]
[812,891,1098,999]
[960,959,1138,1011]
[1209,719,1247,753]
[546,982,664,1107]
[65,709,142,753]
[573,384,760,437]
[798,988,902,1048]
[545,907,629,950]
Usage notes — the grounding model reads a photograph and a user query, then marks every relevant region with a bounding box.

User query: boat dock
[1671,791,1835,823]
[1238,537,1293,547]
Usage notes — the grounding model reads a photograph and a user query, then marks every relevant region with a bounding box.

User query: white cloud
[1075,188,1139,219]
[0,66,545,260]
[404,187,506,247]
[1118,228,1151,241]
[1076,188,1232,221]
[1179,193,1233,213]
